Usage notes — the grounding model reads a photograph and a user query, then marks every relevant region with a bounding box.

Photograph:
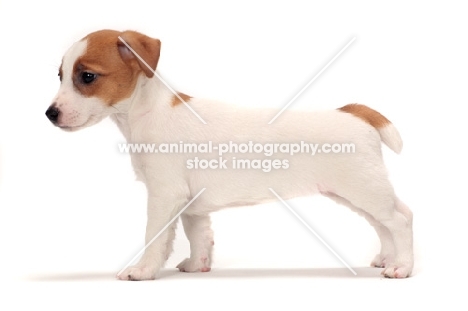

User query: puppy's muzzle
[45,105,60,124]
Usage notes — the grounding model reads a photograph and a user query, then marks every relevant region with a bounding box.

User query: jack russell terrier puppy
[46,30,413,280]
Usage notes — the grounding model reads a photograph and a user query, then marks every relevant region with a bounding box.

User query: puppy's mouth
[58,115,99,132]
[59,125,85,132]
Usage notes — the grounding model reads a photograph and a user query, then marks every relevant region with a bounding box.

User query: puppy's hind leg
[321,192,395,268]
[378,198,413,278]
[337,186,414,278]
[177,213,214,273]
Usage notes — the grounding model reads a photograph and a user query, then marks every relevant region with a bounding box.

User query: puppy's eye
[81,72,97,84]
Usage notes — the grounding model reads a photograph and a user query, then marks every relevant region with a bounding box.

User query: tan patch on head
[338,104,390,128]
[171,93,192,106]
[71,30,139,105]
[72,30,161,106]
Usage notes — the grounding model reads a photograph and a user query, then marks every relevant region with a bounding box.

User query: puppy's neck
[110,73,174,141]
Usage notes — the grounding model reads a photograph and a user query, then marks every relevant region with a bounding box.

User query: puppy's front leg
[118,189,188,281]
[177,214,214,272]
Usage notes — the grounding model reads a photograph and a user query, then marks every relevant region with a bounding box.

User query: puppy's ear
[118,31,161,78]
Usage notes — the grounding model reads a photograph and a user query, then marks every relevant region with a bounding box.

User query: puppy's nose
[45,105,60,123]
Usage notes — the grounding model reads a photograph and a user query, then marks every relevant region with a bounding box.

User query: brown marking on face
[171,92,192,106]
[71,30,161,106]
[338,104,391,128]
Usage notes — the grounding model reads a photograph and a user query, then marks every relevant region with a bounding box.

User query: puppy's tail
[338,104,403,153]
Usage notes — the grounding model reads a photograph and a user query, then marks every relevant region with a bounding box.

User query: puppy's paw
[381,264,412,278]
[117,264,158,281]
[177,257,211,273]
[371,254,392,268]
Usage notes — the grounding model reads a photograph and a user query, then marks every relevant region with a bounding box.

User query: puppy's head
[46,30,161,131]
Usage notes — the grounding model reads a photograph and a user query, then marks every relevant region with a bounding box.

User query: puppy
[46,30,413,280]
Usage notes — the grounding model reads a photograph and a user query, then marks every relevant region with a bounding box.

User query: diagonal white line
[117,188,206,276]
[268,188,357,275]
[118,36,207,124]
[268,37,356,124]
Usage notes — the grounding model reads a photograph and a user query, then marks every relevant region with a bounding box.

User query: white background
[0,0,467,309]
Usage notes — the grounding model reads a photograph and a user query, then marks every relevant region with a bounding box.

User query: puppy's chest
[128,149,175,183]
[129,154,147,182]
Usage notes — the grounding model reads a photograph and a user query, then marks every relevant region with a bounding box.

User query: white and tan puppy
[46,30,413,280]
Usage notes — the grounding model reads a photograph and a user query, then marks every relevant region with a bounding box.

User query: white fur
[49,35,414,280]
